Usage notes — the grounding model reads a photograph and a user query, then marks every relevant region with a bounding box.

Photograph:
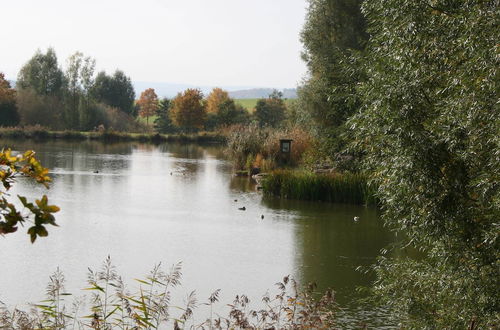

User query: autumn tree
[170,89,206,132]
[206,88,230,114]
[0,73,19,127]
[204,88,249,129]
[0,149,59,242]
[137,88,159,126]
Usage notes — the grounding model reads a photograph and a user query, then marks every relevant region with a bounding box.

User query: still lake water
[0,139,395,327]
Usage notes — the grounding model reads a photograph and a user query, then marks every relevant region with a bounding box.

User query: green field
[137,115,158,126]
[235,98,295,111]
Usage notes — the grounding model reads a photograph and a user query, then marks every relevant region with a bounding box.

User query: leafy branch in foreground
[0,259,339,329]
[0,148,59,242]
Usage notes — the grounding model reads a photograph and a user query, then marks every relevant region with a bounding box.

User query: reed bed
[0,257,339,329]
[262,170,377,206]
[225,124,313,171]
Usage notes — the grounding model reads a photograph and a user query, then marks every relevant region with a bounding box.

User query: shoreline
[0,127,226,144]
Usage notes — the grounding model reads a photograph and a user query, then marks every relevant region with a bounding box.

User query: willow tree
[350,1,499,327]
[299,0,368,157]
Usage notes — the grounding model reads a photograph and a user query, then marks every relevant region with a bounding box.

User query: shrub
[103,106,149,133]
[225,123,269,170]
[16,89,65,130]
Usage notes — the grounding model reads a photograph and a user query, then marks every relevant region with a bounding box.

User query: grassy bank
[262,170,377,206]
[0,126,226,144]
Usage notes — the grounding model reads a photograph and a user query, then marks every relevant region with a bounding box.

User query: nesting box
[280,139,292,153]
[279,139,293,165]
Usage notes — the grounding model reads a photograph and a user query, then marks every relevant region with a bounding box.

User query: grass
[136,115,159,126]
[262,170,378,206]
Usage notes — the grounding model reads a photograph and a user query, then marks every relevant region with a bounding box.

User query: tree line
[0,48,291,133]
[0,48,142,131]
[147,87,288,134]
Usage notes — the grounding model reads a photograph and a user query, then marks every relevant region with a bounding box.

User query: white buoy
[354,216,360,222]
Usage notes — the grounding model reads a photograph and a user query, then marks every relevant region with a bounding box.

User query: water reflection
[261,198,391,301]
[0,139,395,326]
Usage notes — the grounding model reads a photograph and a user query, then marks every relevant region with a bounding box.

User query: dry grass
[225,124,314,171]
[0,258,339,329]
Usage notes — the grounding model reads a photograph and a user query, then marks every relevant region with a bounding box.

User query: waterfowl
[238,206,246,211]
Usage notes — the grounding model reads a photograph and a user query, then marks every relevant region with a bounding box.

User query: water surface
[0,139,394,327]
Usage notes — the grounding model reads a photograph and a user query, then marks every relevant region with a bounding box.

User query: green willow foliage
[349,0,499,327]
[299,0,368,156]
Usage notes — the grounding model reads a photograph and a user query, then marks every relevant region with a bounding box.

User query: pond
[0,139,395,328]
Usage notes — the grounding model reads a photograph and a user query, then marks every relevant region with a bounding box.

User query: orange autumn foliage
[137,88,159,125]
[170,88,206,131]
[206,87,230,114]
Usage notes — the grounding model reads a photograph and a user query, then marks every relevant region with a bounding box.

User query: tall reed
[262,170,377,206]
[0,258,339,329]
[225,124,314,171]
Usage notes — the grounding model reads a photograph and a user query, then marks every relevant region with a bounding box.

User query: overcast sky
[2,0,308,88]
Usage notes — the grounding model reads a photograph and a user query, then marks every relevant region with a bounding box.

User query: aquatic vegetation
[225,124,313,171]
[0,258,339,329]
[262,170,377,206]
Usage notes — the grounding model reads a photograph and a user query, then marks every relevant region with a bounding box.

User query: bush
[103,105,149,133]
[16,89,65,130]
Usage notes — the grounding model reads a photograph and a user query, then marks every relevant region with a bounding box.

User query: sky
[1,0,308,89]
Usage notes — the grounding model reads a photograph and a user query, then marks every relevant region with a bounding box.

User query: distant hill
[7,79,297,100]
[132,82,297,99]
[133,81,215,98]
[229,88,297,99]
